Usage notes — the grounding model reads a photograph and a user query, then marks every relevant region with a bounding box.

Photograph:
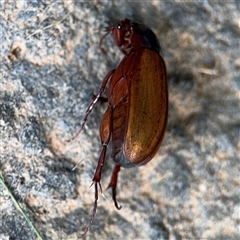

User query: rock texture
[1,1,239,240]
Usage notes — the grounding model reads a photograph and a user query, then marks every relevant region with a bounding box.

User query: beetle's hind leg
[107,164,122,210]
[79,182,100,238]
[79,107,112,237]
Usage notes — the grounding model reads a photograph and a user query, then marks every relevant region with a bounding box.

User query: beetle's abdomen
[108,59,135,168]
[111,97,136,168]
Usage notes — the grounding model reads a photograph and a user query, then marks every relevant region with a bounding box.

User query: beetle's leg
[79,145,107,238]
[107,164,122,210]
[67,69,115,142]
[91,93,108,103]
[79,107,112,238]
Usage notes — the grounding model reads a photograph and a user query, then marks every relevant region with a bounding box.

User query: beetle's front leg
[80,107,112,238]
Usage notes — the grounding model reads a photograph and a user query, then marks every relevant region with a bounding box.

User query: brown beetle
[70,18,168,237]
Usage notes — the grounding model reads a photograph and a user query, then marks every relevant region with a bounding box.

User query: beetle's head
[100,19,161,55]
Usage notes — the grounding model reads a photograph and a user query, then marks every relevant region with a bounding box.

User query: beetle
[69,18,168,237]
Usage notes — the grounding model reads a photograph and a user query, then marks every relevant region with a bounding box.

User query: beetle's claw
[107,184,122,210]
[112,186,122,210]
[89,181,102,193]
[114,199,122,210]
[99,182,103,193]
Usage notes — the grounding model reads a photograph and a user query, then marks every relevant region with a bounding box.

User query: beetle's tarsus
[107,164,122,210]
[79,182,99,238]
[112,185,122,210]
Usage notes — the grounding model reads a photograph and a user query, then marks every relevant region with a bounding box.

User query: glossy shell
[108,48,167,168]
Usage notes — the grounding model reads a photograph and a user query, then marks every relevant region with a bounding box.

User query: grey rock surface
[1,1,239,240]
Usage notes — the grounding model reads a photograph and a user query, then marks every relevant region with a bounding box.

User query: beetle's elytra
[70,18,168,237]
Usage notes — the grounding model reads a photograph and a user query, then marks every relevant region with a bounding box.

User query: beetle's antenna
[99,23,114,54]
